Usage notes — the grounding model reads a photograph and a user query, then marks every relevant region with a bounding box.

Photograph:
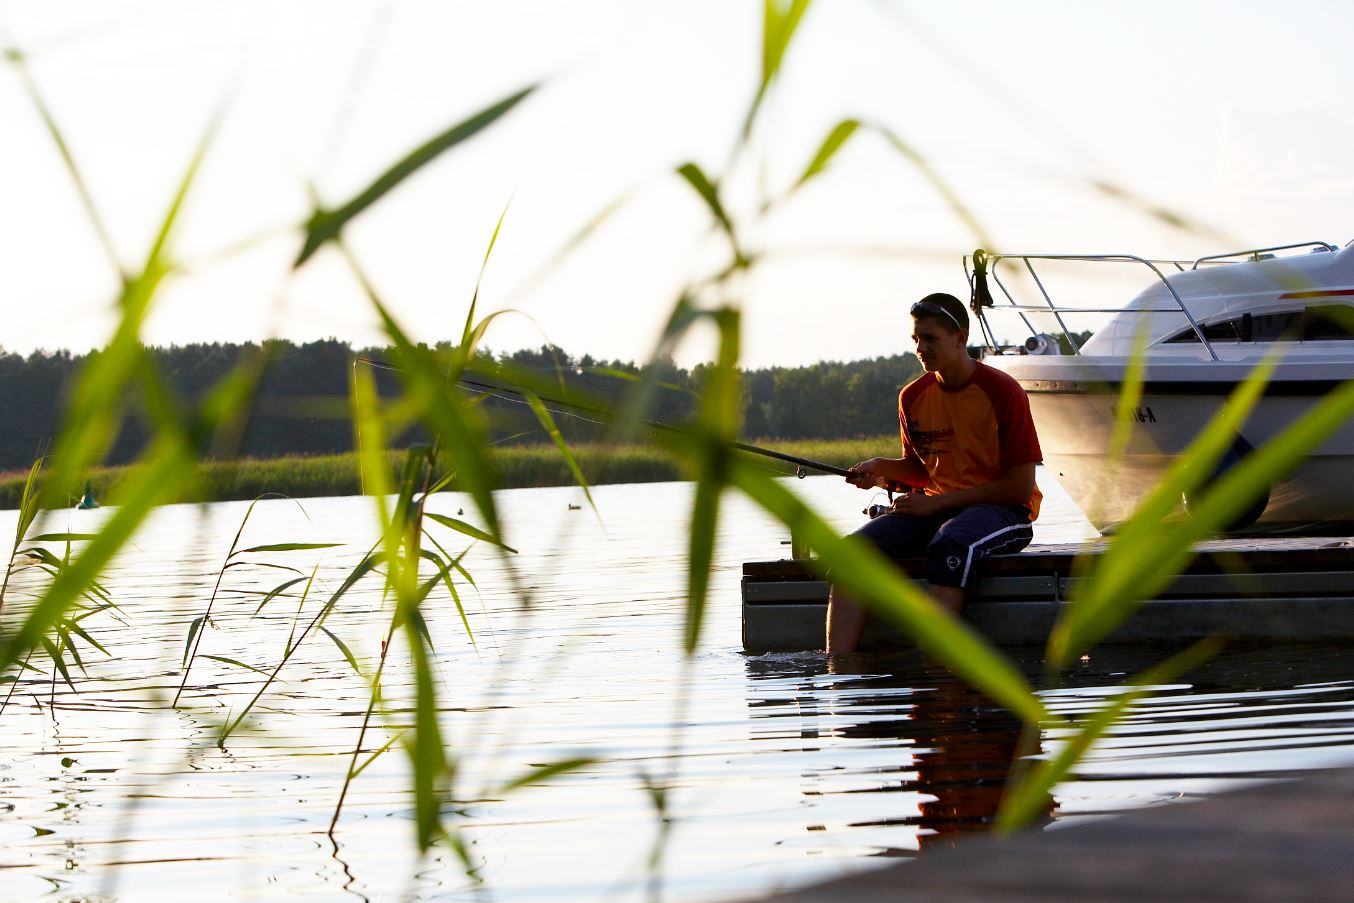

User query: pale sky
[3,1,1352,368]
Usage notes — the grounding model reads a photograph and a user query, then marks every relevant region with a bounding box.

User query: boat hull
[988,356,1354,534]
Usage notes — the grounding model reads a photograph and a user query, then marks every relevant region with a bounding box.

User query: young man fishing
[826,292,1043,653]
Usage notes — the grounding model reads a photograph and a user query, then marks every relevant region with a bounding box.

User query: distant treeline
[0,340,922,471]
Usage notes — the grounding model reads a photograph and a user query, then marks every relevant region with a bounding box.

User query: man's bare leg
[825,586,868,654]
[828,584,966,654]
[930,584,964,615]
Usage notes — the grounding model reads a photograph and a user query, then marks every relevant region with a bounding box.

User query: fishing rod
[456,375,914,493]
[354,359,908,493]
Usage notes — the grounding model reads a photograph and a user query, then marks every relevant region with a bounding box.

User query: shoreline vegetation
[0,436,895,511]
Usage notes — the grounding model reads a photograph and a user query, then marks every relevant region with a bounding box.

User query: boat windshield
[1162,305,1354,344]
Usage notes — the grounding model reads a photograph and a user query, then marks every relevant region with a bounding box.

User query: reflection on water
[0,474,1351,901]
[744,651,1049,858]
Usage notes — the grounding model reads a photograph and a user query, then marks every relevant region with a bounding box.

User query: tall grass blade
[233,543,342,556]
[461,201,512,347]
[1,458,46,618]
[321,627,361,675]
[792,118,860,191]
[221,549,382,742]
[742,0,814,142]
[201,654,272,678]
[997,637,1224,831]
[343,247,505,545]
[253,576,310,616]
[874,125,995,247]
[682,308,742,653]
[295,85,537,267]
[422,513,517,552]
[43,103,224,512]
[0,440,195,675]
[497,757,598,795]
[521,391,596,515]
[7,47,122,274]
[1049,354,1280,664]
[676,162,745,267]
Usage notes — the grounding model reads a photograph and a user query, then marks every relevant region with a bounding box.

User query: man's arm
[845,456,930,491]
[890,462,1036,517]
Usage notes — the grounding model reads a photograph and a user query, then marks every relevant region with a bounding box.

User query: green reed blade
[421,535,475,644]
[294,84,536,267]
[742,0,814,142]
[233,542,343,555]
[7,460,49,605]
[201,654,272,678]
[676,162,745,267]
[52,625,88,674]
[996,637,1224,832]
[686,465,722,655]
[42,102,224,512]
[522,391,596,515]
[1183,377,1354,544]
[460,200,512,348]
[683,307,742,654]
[351,730,405,780]
[63,621,109,658]
[1,439,196,675]
[343,251,504,545]
[613,295,702,442]
[27,534,99,543]
[221,550,382,741]
[40,636,76,692]
[181,615,206,669]
[403,613,449,851]
[16,548,63,569]
[421,513,516,552]
[725,454,1048,725]
[253,576,310,616]
[874,125,995,248]
[497,757,599,795]
[792,118,860,190]
[7,47,122,274]
[1088,179,1240,247]
[320,627,361,675]
[1049,354,1279,664]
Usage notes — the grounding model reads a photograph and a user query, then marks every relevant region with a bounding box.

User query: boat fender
[1182,434,1269,531]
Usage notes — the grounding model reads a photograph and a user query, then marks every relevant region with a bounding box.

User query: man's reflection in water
[745,650,1053,857]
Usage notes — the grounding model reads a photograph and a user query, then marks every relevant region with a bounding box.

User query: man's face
[911,315,968,372]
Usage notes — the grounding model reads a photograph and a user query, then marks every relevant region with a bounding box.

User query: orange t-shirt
[898,361,1043,520]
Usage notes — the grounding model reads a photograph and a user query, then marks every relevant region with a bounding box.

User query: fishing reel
[863,490,894,519]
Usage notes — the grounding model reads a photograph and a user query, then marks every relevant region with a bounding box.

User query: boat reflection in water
[743,651,1052,858]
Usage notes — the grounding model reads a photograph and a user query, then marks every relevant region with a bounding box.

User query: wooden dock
[736,765,1354,902]
[742,536,1354,652]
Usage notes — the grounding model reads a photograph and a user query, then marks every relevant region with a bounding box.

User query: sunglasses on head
[910,300,965,331]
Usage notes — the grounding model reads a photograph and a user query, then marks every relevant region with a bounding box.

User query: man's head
[910,292,971,375]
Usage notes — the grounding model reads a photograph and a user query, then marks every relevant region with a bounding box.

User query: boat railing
[1190,241,1339,269]
[966,251,1221,360]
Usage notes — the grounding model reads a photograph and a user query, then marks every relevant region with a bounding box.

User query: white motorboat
[969,239,1354,534]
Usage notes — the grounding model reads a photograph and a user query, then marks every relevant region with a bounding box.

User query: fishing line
[353,359,906,491]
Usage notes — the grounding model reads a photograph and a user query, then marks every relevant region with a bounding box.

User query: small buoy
[457,508,464,515]
[77,481,100,510]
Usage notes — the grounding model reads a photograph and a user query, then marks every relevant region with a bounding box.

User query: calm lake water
[3,471,1354,901]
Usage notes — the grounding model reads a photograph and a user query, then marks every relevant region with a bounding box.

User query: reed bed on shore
[0,436,894,509]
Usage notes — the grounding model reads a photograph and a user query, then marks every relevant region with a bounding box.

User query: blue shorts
[850,503,1033,589]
